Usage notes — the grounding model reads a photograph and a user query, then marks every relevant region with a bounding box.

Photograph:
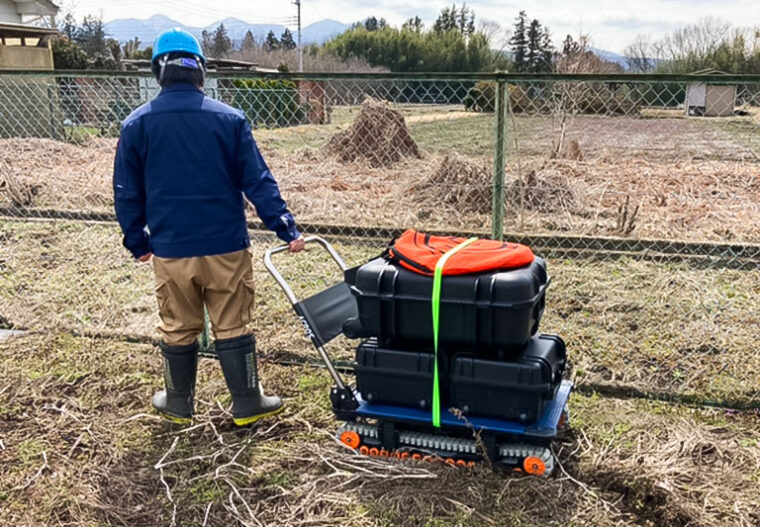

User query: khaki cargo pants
[153,249,255,346]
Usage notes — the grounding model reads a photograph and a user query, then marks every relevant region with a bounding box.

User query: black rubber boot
[215,334,284,426]
[151,341,199,425]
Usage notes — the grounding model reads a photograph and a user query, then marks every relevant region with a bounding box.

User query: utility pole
[294,0,303,72]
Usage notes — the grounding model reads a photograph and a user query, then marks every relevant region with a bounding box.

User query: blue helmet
[152,27,206,65]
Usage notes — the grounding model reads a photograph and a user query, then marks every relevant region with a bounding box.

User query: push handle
[264,235,349,305]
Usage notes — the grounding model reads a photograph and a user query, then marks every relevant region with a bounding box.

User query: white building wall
[0,0,23,24]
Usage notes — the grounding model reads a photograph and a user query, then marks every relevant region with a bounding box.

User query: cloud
[600,15,677,31]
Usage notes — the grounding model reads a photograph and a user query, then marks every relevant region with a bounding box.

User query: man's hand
[137,252,153,262]
[288,236,305,253]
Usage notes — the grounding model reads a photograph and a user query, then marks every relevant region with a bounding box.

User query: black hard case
[450,334,566,423]
[345,257,549,352]
[355,338,437,410]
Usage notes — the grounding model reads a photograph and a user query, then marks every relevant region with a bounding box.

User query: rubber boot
[215,334,284,426]
[151,341,199,425]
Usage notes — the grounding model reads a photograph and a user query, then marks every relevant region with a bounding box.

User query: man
[113,28,304,426]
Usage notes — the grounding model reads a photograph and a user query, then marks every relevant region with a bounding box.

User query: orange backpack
[385,229,535,276]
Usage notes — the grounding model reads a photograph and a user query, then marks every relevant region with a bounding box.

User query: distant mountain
[104,14,200,46]
[589,47,629,69]
[104,15,350,47]
[302,19,350,44]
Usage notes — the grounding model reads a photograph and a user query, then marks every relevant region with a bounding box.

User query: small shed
[685,69,736,117]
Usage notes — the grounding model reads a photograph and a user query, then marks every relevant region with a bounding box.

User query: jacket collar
[158,82,203,96]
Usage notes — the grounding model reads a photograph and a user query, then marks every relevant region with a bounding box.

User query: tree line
[50,7,760,74]
[624,17,760,74]
[199,25,298,58]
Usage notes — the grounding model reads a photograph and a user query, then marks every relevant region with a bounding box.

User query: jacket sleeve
[113,120,151,259]
[235,117,300,243]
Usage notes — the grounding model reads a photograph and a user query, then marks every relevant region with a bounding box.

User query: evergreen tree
[539,28,554,72]
[458,4,476,36]
[201,30,213,56]
[74,15,108,57]
[136,46,153,60]
[433,6,457,33]
[433,4,475,35]
[323,14,508,73]
[402,16,423,33]
[562,34,579,56]
[211,24,232,57]
[280,28,297,50]
[59,13,77,40]
[263,30,280,52]
[509,11,528,71]
[51,37,89,69]
[240,30,256,52]
[364,17,380,31]
[526,19,541,71]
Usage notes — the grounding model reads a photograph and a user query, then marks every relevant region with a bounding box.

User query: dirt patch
[326,98,421,167]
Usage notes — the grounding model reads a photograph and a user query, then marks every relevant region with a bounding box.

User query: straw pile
[327,98,421,167]
[505,168,583,213]
[408,154,492,213]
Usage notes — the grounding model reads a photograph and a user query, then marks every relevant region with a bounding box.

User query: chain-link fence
[1,71,759,406]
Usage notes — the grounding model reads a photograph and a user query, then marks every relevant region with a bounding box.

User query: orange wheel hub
[368,447,380,457]
[339,430,361,449]
[523,456,546,476]
[359,445,369,455]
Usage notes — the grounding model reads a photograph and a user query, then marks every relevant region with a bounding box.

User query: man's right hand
[288,237,305,253]
[137,252,153,262]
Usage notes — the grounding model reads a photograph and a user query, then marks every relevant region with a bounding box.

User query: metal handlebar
[263,236,348,305]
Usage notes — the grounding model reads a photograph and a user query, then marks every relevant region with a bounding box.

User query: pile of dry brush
[327,98,421,167]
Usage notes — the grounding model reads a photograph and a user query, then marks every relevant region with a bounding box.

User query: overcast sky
[65,0,760,53]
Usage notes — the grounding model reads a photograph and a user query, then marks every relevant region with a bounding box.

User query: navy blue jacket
[113,83,300,259]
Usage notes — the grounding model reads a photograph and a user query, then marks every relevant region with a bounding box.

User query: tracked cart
[264,236,572,476]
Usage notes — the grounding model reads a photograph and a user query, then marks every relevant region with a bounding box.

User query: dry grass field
[1,101,759,526]
[2,105,759,243]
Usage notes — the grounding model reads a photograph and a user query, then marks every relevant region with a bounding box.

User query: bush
[464,80,640,115]
[463,81,495,112]
[463,82,535,113]
[230,79,306,128]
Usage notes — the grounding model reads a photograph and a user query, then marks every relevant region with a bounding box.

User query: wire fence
[1,71,759,406]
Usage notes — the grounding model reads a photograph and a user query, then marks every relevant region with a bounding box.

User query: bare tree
[478,19,510,54]
[624,35,655,73]
[230,46,388,73]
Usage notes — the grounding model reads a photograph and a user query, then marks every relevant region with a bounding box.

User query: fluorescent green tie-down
[431,237,478,427]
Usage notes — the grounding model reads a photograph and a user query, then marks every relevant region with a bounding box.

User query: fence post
[491,78,508,240]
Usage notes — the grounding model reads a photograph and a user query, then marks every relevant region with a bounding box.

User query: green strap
[431,237,478,427]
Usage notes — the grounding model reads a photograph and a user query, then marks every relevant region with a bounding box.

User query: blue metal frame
[355,380,572,438]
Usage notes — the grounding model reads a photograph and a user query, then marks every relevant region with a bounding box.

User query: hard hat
[152,27,206,64]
